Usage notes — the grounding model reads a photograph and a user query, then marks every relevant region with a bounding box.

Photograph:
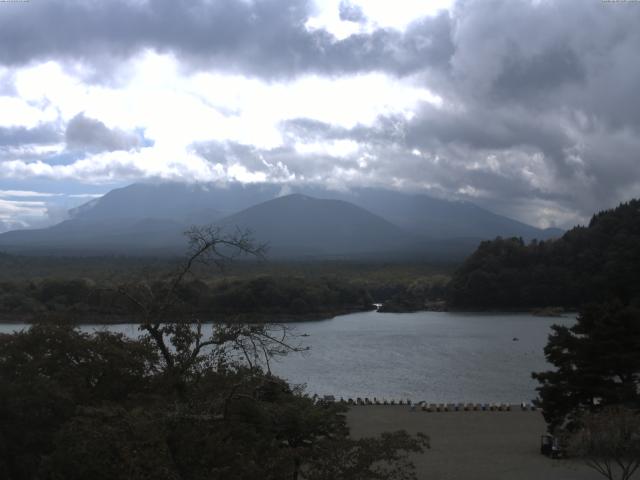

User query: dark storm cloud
[0,0,454,79]
[0,0,311,66]
[65,113,141,152]
[279,112,595,224]
[447,0,640,121]
[492,44,586,101]
[403,104,574,174]
[436,0,640,219]
[0,124,61,146]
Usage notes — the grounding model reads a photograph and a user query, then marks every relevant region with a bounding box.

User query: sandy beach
[347,406,601,480]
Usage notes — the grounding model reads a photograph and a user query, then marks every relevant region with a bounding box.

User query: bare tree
[567,406,640,480]
[116,225,305,382]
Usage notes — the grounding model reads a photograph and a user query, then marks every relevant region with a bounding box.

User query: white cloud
[0,198,47,214]
[66,193,104,198]
[294,139,360,157]
[226,164,268,183]
[2,144,290,185]
[0,190,62,198]
[8,51,441,154]
[0,97,57,128]
[0,190,108,232]
[3,51,442,186]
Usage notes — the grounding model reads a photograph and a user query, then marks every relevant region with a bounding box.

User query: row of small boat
[317,395,538,411]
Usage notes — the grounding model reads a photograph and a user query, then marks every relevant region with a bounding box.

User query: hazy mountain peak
[1,181,563,258]
[218,193,413,257]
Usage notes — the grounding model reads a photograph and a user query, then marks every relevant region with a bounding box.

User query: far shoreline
[0,305,374,326]
[0,306,577,326]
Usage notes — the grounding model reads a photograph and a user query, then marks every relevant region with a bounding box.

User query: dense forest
[448,200,640,309]
[0,255,452,322]
[0,276,373,323]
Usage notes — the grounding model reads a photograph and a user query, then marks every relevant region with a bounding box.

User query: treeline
[375,276,449,312]
[181,276,375,319]
[0,253,453,283]
[0,275,378,323]
[448,199,640,309]
[0,254,455,322]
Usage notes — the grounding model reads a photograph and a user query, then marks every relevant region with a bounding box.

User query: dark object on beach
[540,434,565,459]
[512,337,519,341]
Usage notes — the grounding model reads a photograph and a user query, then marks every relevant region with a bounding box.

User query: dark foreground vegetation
[533,301,640,432]
[532,300,640,480]
[0,227,428,480]
[448,200,640,310]
[0,322,428,480]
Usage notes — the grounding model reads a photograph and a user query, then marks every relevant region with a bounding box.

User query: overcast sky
[1,0,639,232]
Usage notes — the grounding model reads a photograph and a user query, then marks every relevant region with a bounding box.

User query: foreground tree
[0,323,156,480]
[567,407,640,480]
[533,301,640,432]
[0,226,429,480]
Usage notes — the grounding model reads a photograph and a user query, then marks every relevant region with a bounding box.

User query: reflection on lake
[0,310,574,403]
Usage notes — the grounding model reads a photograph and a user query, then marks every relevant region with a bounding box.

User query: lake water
[0,310,574,403]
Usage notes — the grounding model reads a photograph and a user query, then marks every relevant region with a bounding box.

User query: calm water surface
[0,311,574,403]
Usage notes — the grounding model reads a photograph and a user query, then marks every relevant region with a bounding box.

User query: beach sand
[347,406,601,480]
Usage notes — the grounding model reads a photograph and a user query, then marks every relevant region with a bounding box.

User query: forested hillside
[448,200,640,309]
[0,254,453,322]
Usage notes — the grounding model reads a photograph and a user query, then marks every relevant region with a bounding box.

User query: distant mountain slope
[448,199,640,309]
[343,189,563,241]
[0,218,188,254]
[69,182,280,222]
[0,181,563,258]
[68,182,562,241]
[297,186,562,241]
[218,194,415,257]
[0,194,420,258]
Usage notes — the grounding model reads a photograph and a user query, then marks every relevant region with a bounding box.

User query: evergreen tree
[532,302,640,432]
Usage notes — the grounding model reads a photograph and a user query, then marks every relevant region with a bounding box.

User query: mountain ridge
[217,193,416,257]
[0,182,564,259]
